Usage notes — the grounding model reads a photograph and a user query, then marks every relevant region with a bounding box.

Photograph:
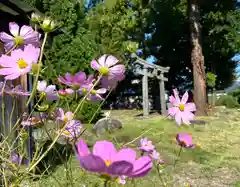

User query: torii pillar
[131,53,170,117]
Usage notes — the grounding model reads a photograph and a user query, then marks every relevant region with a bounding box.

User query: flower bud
[65,88,74,95]
[31,63,41,74]
[31,12,42,23]
[58,89,67,97]
[41,18,56,32]
[37,104,49,112]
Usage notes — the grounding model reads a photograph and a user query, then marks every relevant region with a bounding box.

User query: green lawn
[29,108,240,187]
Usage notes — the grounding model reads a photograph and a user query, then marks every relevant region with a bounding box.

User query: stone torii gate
[130,53,170,117]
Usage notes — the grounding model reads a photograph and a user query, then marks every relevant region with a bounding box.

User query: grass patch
[28,109,240,187]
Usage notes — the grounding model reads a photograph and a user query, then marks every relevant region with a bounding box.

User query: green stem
[5,44,17,55]
[88,87,113,123]
[10,98,16,131]
[8,98,16,144]
[2,168,8,187]
[26,94,44,121]
[73,75,102,115]
[74,87,114,140]
[104,180,108,187]
[28,75,101,172]
[28,121,71,172]
[26,32,48,106]
[1,80,6,137]
[65,98,70,110]
[173,146,183,168]
[3,95,43,147]
[155,163,166,187]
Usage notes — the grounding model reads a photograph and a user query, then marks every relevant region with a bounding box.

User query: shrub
[72,101,102,123]
[228,88,240,103]
[215,95,239,108]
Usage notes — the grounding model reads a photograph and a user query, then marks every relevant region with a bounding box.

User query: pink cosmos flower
[58,89,68,96]
[77,139,152,178]
[5,85,30,96]
[139,138,155,153]
[21,117,42,128]
[176,132,195,148]
[0,44,40,80]
[58,72,91,89]
[78,80,107,101]
[117,176,126,185]
[168,89,196,125]
[91,54,125,81]
[100,73,125,90]
[37,80,58,101]
[10,152,29,166]
[61,120,82,140]
[78,77,95,95]
[56,108,74,122]
[149,150,164,164]
[65,88,74,95]
[149,150,160,160]
[10,152,22,164]
[58,88,74,97]
[88,88,107,101]
[0,22,41,52]
[0,82,29,96]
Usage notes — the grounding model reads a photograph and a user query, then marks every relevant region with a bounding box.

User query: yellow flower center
[99,67,109,76]
[14,36,24,45]
[17,59,28,69]
[82,88,87,94]
[91,90,97,95]
[179,104,184,111]
[105,160,111,167]
[63,130,70,135]
[63,116,68,122]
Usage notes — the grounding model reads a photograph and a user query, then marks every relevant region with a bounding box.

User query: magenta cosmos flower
[168,89,196,125]
[0,44,40,80]
[0,22,41,52]
[176,132,195,148]
[77,139,152,178]
[139,137,155,153]
[58,72,92,89]
[91,55,125,80]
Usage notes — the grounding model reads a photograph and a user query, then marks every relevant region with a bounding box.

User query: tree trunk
[188,0,207,116]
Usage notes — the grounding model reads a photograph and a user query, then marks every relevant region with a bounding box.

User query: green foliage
[228,88,240,103]
[84,1,142,58]
[73,101,102,123]
[215,95,239,108]
[144,0,240,90]
[206,72,217,88]
[23,0,145,81]
[22,0,146,116]
[43,28,97,82]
